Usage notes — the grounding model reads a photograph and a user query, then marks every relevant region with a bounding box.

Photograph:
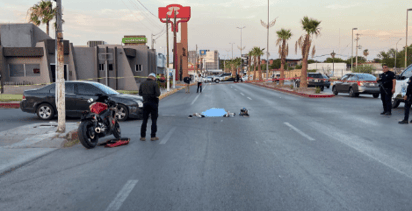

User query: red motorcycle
[78,95,121,149]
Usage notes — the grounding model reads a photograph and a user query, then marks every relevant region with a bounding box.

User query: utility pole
[237,26,246,56]
[195,44,198,74]
[407,9,410,68]
[351,28,357,71]
[355,33,360,68]
[173,11,177,81]
[166,15,170,68]
[56,0,65,133]
[396,38,402,69]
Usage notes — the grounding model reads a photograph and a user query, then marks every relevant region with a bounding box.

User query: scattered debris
[239,108,249,117]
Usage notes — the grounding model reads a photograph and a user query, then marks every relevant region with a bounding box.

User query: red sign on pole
[158,4,191,19]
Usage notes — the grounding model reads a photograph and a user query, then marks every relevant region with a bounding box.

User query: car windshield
[357,74,376,81]
[92,83,119,95]
[309,74,322,78]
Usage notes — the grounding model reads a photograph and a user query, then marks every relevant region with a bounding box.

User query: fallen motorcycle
[78,94,121,149]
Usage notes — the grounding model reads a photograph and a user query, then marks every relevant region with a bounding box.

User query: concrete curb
[247,82,335,98]
[159,87,185,100]
[0,103,20,109]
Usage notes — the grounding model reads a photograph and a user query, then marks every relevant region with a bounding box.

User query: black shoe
[399,120,409,124]
[385,112,392,116]
[380,111,387,115]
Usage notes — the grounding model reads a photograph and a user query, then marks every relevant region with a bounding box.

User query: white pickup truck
[392,64,412,108]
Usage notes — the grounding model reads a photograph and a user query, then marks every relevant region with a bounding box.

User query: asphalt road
[1,82,412,211]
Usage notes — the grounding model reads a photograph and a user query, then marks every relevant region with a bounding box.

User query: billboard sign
[122,37,147,44]
[205,51,215,62]
[158,4,191,19]
[199,50,207,56]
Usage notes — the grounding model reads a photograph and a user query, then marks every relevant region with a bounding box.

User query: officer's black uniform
[139,77,161,139]
[379,71,395,115]
[399,76,412,124]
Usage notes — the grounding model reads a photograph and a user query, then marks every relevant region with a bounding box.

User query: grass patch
[0,94,23,102]
[63,139,79,148]
[117,90,139,95]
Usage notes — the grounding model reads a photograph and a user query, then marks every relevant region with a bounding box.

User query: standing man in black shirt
[183,75,191,93]
[139,73,161,141]
[377,65,396,115]
[399,76,412,124]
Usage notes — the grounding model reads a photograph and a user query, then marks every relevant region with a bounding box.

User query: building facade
[0,24,158,93]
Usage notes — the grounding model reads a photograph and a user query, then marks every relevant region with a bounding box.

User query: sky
[0,0,412,62]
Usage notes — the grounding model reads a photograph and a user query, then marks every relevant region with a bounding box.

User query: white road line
[240,93,245,96]
[160,127,177,145]
[203,85,208,91]
[284,122,315,141]
[190,94,200,105]
[247,97,252,100]
[105,180,139,211]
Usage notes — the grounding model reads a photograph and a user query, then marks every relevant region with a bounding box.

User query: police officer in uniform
[377,65,396,115]
[399,76,412,124]
[139,73,161,141]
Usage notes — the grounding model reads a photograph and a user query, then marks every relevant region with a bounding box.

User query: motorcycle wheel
[78,121,99,149]
[113,121,121,139]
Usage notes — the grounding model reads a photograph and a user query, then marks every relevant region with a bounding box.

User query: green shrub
[308,69,317,72]
[290,84,294,89]
[315,86,321,93]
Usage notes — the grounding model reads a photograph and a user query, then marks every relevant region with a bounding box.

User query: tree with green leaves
[252,47,265,81]
[247,50,253,77]
[232,58,242,77]
[363,49,369,61]
[276,29,292,85]
[27,0,56,35]
[295,16,321,88]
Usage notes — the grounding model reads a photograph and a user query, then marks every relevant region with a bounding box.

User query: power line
[120,0,154,32]
[127,0,163,31]
[134,0,158,18]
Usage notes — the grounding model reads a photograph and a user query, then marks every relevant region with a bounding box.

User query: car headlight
[137,101,143,107]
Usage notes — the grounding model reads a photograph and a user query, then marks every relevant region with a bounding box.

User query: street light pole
[351,28,357,71]
[331,50,336,76]
[396,38,402,69]
[229,42,235,59]
[406,9,412,68]
[237,26,246,56]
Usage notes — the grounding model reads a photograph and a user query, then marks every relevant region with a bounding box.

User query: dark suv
[297,73,329,91]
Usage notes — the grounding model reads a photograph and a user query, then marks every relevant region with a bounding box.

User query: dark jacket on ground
[139,78,161,104]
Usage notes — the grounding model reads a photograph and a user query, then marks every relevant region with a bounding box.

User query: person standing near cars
[196,74,203,93]
[139,73,161,141]
[399,76,412,124]
[378,65,396,115]
[183,75,191,93]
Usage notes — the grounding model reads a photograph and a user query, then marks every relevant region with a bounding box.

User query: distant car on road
[332,73,380,98]
[213,73,232,83]
[323,74,331,89]
[203,76,213,82]
[392,64,412,108]
[20,81,144,121]
[296,73,330,91]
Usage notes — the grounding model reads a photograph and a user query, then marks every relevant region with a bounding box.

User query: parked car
[392,64,412,108]
[20,81,144,121]
[296,73,329,91]
[203,76,213,82]
[332,73,380,98]
[213,73,232,83]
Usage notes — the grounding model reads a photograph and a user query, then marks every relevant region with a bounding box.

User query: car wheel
[373,93,379,98]
[349,87,357,97]
[116,104,129,121]
[36,103,55,120]
[320,86,324,91]
[392,98,401,108]
[215,79,220,83]
[332,86,338,95]
[326,86,330,89]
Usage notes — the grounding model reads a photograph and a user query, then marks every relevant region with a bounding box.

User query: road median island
[246,81,335,98]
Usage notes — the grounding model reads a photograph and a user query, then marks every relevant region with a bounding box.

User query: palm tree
[295,16,321,88]
[363,49,369,61]
[252,47,265,81]
[247,50,253,78]
[233,57,242,77]
[276,29,293,86]
[27,0,56,35]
